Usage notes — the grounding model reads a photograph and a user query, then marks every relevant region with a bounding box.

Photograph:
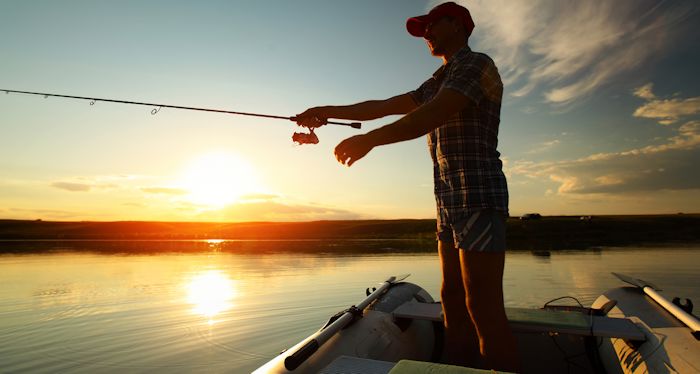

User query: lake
[0,241,698,373]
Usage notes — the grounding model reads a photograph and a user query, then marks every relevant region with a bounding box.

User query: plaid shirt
[409,46,509,221]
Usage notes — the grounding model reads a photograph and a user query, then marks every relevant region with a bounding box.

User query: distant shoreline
[1,214,698,252]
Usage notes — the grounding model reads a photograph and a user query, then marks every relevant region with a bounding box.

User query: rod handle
[327,120,361,129]
[284,339,319,370]
[290,116,362,129]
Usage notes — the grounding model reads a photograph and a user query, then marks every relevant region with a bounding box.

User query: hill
[0,214,698,252]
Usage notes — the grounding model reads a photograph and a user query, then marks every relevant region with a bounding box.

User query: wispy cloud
[633,83,656,100]
[49,177,118,192]
[238,193,281,202]
[47,175,168,194]
[525,139,560,155]
[140,187,188,195]
[633,83,700,125]
[7,207,84,220]
[511,119,700,194]
[197,200,365,222]
[449,0,699,105]
[50,182,93,192]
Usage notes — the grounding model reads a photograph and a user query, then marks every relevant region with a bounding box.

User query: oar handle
[284,339,319,371]
[614,273,700,336]
[643,286,700,334]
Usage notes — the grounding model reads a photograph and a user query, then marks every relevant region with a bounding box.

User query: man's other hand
[335,134,374,167]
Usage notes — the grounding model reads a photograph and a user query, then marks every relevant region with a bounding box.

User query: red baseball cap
[406,2,475,38]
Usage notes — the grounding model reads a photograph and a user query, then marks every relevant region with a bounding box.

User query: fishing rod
[1,88,362,145]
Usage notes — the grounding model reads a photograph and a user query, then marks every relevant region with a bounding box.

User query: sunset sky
[1,0,699,222]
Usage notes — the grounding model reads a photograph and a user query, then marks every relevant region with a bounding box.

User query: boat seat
[389,360,515,374]
[319,356,514,374]
[392,302,646,342]
[318,356,395,374]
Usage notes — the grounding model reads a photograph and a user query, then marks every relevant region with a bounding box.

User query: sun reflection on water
[185,270,237,323]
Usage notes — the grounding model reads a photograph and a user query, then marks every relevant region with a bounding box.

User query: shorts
[437,209,507,252]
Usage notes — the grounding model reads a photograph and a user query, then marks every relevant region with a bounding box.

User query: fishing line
[1,88,361,145]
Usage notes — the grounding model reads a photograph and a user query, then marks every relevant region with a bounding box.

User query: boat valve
[672,297,694,314]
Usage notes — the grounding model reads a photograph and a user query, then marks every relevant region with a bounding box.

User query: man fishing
[295,2,519,371]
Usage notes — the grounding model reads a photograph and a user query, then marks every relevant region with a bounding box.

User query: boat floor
[320,330,603,374]
[319,302,617,374]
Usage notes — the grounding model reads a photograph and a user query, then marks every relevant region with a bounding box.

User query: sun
[178,151,260,208]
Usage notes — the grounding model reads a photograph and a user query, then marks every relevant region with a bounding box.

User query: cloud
[238,193,280,202]
[197,200,365,222]
[525,139,560,154]
[633,83,656,100]
[7,207,82,220]
[50,181,117,192]
[49,175,138,192]
[140,187,188,195]
[511,120,700,194]
[633,83,700,125]
[50,182,92,192]
[448,0,699,105]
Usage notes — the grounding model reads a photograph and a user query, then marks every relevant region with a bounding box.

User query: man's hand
[294,106,334,128]
[335,134,375,166]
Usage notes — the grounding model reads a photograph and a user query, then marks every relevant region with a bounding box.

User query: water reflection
[1,246,698,373]
[185,270,237,323]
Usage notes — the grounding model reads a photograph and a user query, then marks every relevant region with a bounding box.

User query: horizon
[4,212,700,224]
[2,1,700,222]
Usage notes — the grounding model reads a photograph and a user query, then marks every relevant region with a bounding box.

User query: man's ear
[450,19,464,35]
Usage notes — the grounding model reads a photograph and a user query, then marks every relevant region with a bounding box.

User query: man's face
[423,17,459,57]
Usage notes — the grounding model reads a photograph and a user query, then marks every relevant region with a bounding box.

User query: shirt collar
[432,45,472,79]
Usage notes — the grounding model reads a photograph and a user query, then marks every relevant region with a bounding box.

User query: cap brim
[406,14,431,37]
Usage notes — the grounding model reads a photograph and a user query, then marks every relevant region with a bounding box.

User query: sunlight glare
[185,270,237,321]
[178,151,260,208]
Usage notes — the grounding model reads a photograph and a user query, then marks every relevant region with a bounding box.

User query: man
[295,2,519,371]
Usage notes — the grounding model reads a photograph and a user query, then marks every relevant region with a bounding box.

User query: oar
[612,272,700,338]
[282,274,410,371]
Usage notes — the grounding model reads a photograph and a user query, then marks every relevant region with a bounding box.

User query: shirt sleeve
[442,55,502,106]
[408,77,435,106]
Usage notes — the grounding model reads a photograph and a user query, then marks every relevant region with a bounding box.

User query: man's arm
[367,88,470,145]
[334,88,471,166]
[331,93,419,120]
[295,93,417,127]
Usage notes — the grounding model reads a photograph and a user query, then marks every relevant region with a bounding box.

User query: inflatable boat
[253,273,700,373]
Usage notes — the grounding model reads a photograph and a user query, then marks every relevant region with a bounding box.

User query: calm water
[0,242,698,373]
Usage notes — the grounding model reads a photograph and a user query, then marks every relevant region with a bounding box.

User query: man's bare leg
[438,239,481,366]
[460,250,520,372]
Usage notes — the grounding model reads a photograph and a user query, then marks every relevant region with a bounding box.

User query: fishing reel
[291,116,325,145]
[292,127,320,145]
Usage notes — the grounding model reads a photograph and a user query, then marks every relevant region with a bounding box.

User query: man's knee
[460,251,506,307]
[438,239,463,290]
[460,251,505,284]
